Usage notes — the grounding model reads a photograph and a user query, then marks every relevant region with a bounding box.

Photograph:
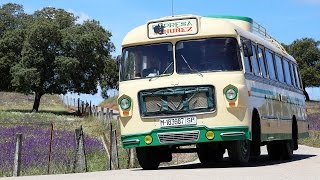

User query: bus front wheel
[227,140,250,164]
[136,147,160,170]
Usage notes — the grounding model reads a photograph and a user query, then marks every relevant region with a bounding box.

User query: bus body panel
[118,14,308,149]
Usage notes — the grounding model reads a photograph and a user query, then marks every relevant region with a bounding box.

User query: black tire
[292,119,298,150]
[281,140,293,160]
[196,143,224,164]
[250,110,261,156]
[136,147,160,170]
[227,140,250,164]
[267,142,281,160]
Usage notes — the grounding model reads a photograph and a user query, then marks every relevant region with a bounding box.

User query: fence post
[73,126,87,173]
[129,148,135,168]
[101,107,104,120]
[89,101,92,116]
[94,106,98,117]
[13,134,22,177]
[77,98,80,115]
[47,123,54,174]
[110,109,114,120]
[104,111,109,125]
[66,96,69,108]
[81,101,84,114]
[106,108,110,120]
[110,128,119,170]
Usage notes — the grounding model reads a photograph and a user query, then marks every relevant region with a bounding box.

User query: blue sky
[1,0,320,103]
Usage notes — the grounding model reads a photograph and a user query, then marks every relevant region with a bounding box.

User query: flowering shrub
[0,124,106,176]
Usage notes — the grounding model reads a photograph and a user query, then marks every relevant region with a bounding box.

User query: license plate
[160,116,197,127]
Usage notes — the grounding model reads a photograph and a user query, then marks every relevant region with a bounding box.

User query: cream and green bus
[117,14,309,169]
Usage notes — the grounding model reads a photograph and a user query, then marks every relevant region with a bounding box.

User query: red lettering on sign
[186,27,192,32]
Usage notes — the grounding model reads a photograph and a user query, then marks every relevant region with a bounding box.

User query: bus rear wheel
[281,140,293,160]
[267,142,281,160]
[227,140,250,164]
[196,143,225,164]
[136,147,160,170]
[267,140,293,160]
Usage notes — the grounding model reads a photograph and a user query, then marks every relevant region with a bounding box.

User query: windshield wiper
[149,62,173,81]
[180,55,203,77]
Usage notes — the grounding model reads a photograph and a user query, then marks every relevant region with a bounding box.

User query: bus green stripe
[206,15,253,23]
[261,132,309,141]
[121,126,249,148]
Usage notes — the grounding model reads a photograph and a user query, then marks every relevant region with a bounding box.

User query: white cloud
[76,12,90,24]
[68,9,90,24]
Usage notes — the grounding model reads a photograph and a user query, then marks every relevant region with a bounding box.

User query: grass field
[0,92,197,177]
[0,92,123,177]
[299,101,320,147]
[0,92,318,176]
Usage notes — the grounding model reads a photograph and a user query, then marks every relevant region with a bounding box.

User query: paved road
[5,145,320,180]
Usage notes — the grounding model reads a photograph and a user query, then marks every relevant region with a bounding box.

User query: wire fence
[0,120,129,177]
[61,96,119,120]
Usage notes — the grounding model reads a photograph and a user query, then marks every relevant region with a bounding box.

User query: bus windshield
[176,37,241,73]
[120,43,173,81]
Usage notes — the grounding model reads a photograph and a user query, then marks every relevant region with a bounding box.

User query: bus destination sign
[148,18,198,38]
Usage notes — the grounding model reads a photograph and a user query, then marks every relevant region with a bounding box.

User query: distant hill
[99,96,118,111]
[0,92,65,112]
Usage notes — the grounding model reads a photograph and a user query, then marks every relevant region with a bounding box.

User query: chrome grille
[188,92,208,109]
[158,130,200,144]
[168,96,183,111]
[145,96,161,112]
[139,85,215,116]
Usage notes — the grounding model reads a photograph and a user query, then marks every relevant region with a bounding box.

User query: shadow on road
[133,154,316,171]
[158,154,316,170]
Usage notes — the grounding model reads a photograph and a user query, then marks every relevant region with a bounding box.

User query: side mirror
[243,39,253,57]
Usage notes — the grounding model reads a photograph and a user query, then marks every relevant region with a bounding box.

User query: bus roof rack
[252,21,288,54]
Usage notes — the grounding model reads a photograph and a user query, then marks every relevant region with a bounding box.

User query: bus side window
[250,44,260,76]
[290,63,297,87]
[265,49,277,80]
[241,39,253,74]
[257,47,268,78]
[293,65,302,89]
[283,59,292,85]
[274,54,285,83]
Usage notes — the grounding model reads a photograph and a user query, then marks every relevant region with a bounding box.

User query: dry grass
[99,96,118,111]
[0,92,66,112]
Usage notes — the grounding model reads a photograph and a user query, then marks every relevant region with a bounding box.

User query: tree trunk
[303,87,310,101]
[32,92,43,112]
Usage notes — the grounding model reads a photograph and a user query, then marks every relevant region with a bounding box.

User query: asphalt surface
[4,145,320,180]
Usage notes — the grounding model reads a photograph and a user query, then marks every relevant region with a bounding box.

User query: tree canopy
[284,38,320,101]
[0,3,118,111]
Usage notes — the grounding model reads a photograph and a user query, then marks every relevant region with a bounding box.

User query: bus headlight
[118,95,132,110]
[224,85,238,100]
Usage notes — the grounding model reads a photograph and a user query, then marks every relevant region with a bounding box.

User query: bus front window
[176,38,241,73]
[120,43,173,81]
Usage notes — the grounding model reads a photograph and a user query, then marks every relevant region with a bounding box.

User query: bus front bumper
[121,126,250,148]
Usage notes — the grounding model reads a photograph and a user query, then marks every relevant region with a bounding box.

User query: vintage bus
[117,14,309,169]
